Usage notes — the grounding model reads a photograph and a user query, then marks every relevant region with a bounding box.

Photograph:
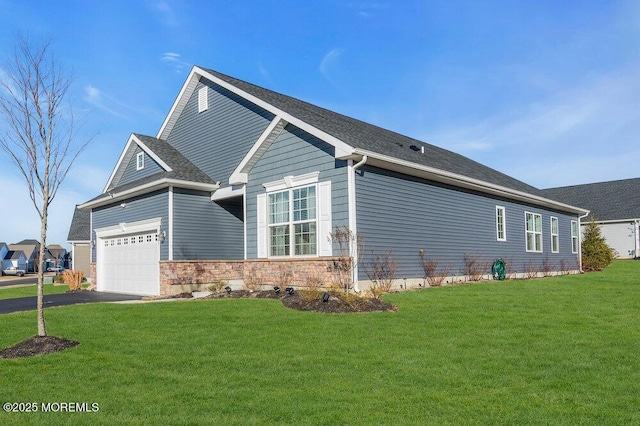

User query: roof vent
[409,145,420,151]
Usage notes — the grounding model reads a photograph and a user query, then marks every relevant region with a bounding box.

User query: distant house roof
[542,177,640,222]
[13,239,40,246]
[9,243,38,259]
[4,250,25,261]
[67,206,90,242]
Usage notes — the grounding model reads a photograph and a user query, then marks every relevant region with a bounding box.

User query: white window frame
[257,172,332,259]
[571,220,579,253]
[496,206,506,242]
[268,184,318,257]
[550,216,559,253]
[525,212,543,253]
[198,87,208,113]
[136,152,144,171]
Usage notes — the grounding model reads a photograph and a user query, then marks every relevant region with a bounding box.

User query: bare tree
[0,36,91,336]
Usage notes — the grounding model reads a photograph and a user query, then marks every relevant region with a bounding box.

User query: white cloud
[161,52,189,73]
[83,85,130,119]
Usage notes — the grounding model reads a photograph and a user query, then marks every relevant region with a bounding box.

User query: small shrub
[275,265,293,288]
[503,257,517,280]
[523,260,538,279]
[304,273,324,291]
[328,226,364,293]
[464,253,489,282]
[61,270,84,291]
[541,256,554,277]
[582,219,614,271]
[207,279,228,292]
[364,250,397,299]
[558,258,569,275]
[244,267,263,291]
[419,249,452,287]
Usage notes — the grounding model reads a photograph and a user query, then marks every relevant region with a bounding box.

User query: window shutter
[198,87,208,113]
[257,193,267,258]
[317,181,332,257]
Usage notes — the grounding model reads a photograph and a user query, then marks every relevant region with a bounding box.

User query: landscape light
[285,287,294,295]
[225,286,232,294]
[274,286,280,294]
[322,292,330,303]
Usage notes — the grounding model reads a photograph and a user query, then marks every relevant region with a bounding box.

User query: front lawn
[1,260,638,424]
[0,284,86,300]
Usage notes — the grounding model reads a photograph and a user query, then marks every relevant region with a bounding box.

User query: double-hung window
[496,206,506,241]
[268,185,317,256]
[525,212,543,252]
[550,217,559,253]
[571,220,579,253]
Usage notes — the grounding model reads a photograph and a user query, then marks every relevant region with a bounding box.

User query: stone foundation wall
[159,258,349,296]
[89,263,97,290]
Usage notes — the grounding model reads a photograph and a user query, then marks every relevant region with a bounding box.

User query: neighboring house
[3,250,27,271]
[67,206,91,277]
[77,66,588,296]
[0,243,8,265]
[542,178,640,259]
[9,240,40,272]
[45,244,68,270]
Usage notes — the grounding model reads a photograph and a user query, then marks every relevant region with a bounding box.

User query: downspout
[349,155,368,292]
[635,219,640,259]
[577,211,590,272]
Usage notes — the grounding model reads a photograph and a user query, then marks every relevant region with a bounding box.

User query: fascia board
[132,135,172,171]
[195,67,355,160]
[355,149,590,215]
[157,67,201,140]
[229,116,286,185]
[80,178,220,209]
[102,135,136,193]
[211,185,246,201]
[588,218,640,225]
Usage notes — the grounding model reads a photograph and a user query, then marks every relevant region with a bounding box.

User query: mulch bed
[0,336,79,359]
[205,289,397,314]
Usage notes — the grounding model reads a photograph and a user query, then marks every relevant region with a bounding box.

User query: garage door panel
[98,231,159,296]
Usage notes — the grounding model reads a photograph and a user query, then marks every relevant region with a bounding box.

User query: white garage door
[98,232,160,296]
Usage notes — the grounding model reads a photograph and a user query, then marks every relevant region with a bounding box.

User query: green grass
[0,284,75,300]
[1,260,639,424]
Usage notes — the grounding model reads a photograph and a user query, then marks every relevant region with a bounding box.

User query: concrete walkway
[0,291,144,314]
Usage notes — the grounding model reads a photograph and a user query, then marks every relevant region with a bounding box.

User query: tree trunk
[37,204,48,337]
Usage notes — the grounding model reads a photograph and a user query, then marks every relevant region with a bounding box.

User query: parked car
[2,266,26,277]
[46,266,65,273]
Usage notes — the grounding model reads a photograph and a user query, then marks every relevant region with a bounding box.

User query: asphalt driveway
[0,291,144,314]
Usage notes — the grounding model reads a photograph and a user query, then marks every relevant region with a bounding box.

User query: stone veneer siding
[160,258,349,296]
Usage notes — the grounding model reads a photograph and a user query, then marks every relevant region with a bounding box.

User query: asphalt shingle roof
[86,135,216,204]
[542,178,640,221]
[203,67,545,197]
[67,206,90,241]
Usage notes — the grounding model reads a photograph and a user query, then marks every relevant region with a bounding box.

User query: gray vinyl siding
[166,78,275,186]
[356,166,580,280]
[172,188,244,260]
[246,124,349,258]
[91,190,169,262]
[117,147,164,187]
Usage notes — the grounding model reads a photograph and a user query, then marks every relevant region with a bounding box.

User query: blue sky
[1,0,639,248]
